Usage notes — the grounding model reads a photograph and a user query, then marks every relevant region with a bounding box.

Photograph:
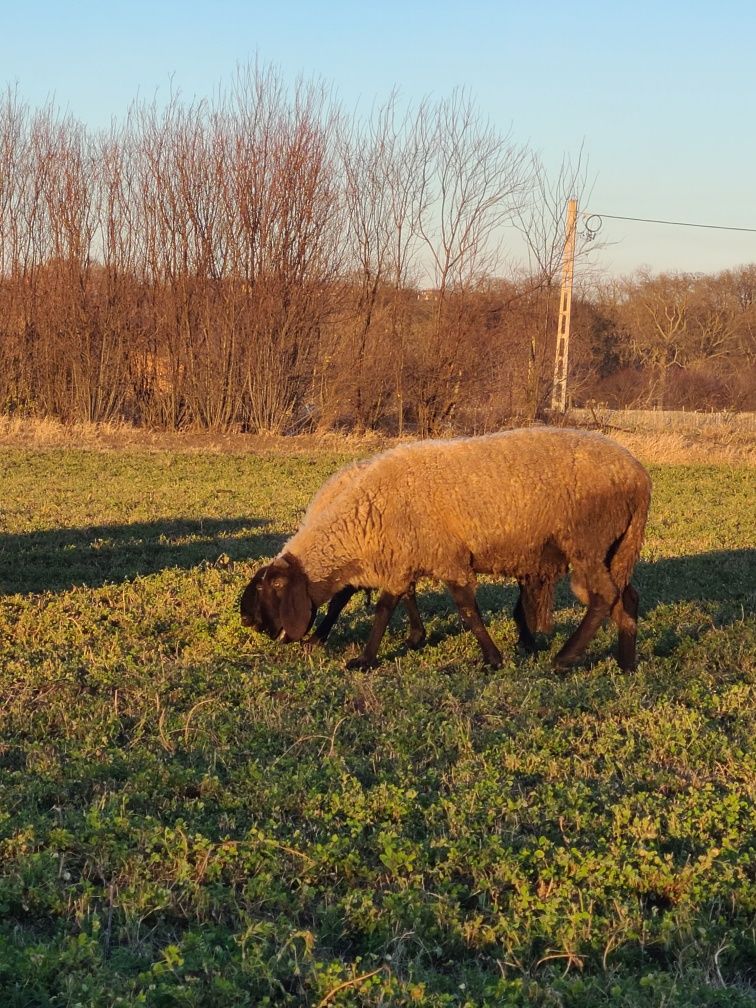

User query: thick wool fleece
[301,460,370,522]
[282,428,651,606]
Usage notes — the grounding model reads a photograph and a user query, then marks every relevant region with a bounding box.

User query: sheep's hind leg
[346,590,400,669]
[447,582,502,668]
[402,584,426,649]
[553,591,611,671]
[611,583,639,672]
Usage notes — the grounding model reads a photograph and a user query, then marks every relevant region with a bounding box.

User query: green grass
[0,449,754,1007]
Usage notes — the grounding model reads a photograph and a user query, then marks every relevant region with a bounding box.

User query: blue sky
[3,0,755,277]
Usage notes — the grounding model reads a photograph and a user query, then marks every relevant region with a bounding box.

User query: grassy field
[0,445,754,1007]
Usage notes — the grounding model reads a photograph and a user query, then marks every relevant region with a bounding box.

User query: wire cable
[586,213,756,234]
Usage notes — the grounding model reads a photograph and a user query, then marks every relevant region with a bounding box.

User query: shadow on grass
[0,517,287,595]
[633,549,755,610]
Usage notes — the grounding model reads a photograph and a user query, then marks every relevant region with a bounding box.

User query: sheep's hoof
[553,653,578,673]
[517,637,538,656]
[346,655,377,671]
[483,649,503,669]
[405,630,427,650]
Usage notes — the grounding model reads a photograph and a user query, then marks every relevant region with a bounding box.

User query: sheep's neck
[285,526,364,605]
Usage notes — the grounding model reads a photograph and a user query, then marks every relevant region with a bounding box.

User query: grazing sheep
[240,428,651,671]
[243,459,558,655]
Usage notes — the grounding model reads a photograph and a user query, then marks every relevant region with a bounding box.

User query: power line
[585,212,756,235]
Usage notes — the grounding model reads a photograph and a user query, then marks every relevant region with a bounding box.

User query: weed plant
[0,449,754,1006]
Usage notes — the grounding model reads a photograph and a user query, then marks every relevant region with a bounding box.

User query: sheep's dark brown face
[240,555,315,643]
[240,565,278,636]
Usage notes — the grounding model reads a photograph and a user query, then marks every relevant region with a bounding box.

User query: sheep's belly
[469,529,567,576]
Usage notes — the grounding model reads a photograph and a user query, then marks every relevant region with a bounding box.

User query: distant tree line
[1,68,753,435]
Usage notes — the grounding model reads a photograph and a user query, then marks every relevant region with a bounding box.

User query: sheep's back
[355,429,649,579]
[289,428,650,590]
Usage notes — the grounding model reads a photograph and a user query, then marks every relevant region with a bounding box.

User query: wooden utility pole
[551,198,578,413]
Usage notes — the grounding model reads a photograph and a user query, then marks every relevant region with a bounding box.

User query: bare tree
[324,92,431,431]
[233,68,344,432]
[409,91,531,435]
[127,67,344,433]
[617,270,695,408]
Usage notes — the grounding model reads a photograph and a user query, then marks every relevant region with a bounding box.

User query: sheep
[243,458,559,655]
[240,427,651,672]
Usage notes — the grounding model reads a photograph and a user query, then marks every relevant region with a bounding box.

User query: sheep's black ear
[271,555,313,641]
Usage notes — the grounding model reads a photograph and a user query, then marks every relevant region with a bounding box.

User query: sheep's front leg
[346,590,400,669]
[304,586,359,652]
[447,582,502,669]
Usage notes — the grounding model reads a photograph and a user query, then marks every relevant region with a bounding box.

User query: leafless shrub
[0,73,752,433]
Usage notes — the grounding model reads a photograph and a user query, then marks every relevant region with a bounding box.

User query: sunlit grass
[0,447,754,1006]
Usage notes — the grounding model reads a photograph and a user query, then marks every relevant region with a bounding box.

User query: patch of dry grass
[567,407,756,464]
[0,414,753,465]
[611,428,756,465]
[0,416,390,456]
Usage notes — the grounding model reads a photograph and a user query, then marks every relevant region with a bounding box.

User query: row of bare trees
[582,267,756,411]
[1,68,753,434]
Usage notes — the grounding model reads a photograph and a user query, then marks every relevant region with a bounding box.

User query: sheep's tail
[609,473,651,590]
